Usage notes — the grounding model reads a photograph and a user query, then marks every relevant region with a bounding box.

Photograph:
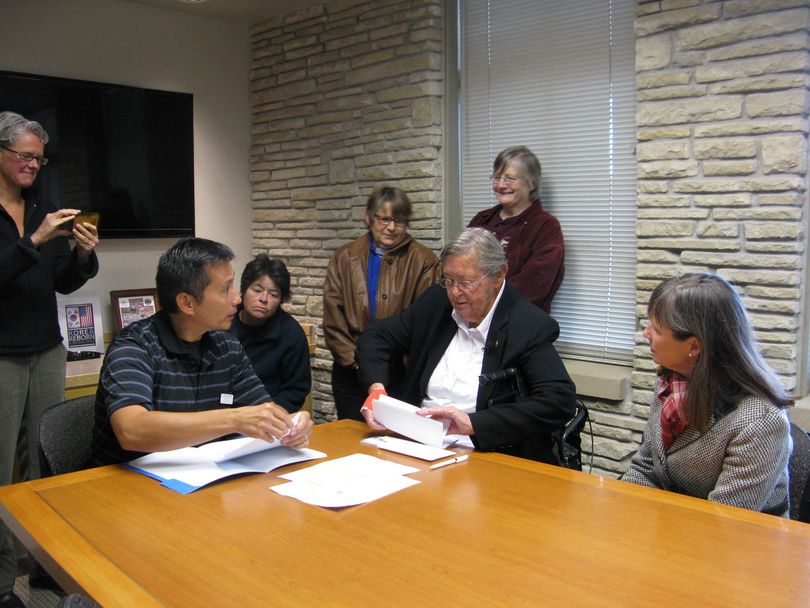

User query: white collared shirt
[421,281,506,414]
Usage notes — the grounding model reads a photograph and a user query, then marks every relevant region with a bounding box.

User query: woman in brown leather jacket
[323,187,439,420]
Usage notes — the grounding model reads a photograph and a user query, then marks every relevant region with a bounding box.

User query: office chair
[38,395,96,476]
[479,368,590,471]
[58,594,100,607]
[789,422,810,523]
[554,400,590,471]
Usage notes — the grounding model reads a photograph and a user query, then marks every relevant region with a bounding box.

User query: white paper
[196,414,301,462]
[361,436,456,461]
[279,453,419,482]
[272,453,421,508]
[196,436,281,462]
[444,434,475,449]
[372,394,450,447]
[128,433,324,492]
[272,475,419,508]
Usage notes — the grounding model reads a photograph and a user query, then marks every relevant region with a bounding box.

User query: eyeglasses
[0,144,49,166]
[490,174,521,186]
[373,214,408,227]
[439,271,493,292]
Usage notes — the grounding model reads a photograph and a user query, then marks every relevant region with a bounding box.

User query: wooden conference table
[0,421,808,607]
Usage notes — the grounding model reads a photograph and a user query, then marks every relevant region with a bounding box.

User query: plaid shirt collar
[658,372,689,450]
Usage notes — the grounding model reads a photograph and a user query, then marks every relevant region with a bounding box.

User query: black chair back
[789,422,810,522]
[479,368,589,470]
[38,395,96,476]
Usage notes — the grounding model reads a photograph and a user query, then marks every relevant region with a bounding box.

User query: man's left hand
[417,406,473,436]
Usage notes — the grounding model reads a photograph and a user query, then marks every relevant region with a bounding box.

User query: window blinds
[459,0,637,362]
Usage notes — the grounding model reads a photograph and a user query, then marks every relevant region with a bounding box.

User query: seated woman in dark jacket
[622,273,792,516]
[230,255,311,413]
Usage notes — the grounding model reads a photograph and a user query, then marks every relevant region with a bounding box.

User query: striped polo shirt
[92,310,270,465]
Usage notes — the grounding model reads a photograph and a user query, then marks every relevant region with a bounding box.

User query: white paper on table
[195,436,281,462]
[271,474,419,508]
[444,434,475,449]
[361,436,456,461]
[279,453,419,482]
[129,446,326,489]
[272,454,420,507]
[128,432,324,492]
[372,394,450,447]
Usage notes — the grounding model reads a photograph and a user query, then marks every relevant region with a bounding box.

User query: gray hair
[493,145,541,202]
[0,111,49,145]
[440,227,506,275]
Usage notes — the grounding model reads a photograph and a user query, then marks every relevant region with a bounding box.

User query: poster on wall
[56,295,104,352]
[110,288,159,332]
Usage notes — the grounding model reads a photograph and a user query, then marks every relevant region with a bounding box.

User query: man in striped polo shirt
[92,238,312,465]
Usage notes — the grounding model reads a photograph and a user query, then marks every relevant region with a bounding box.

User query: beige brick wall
[618,0,809,474]
[249,0,809,477]
[249,0,444,421]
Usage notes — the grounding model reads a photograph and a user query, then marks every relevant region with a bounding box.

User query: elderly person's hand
[73,220,99,265]
[360,383,388,431]
[417,406,474,436]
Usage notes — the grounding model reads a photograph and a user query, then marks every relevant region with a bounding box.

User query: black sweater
[0,191,99,355]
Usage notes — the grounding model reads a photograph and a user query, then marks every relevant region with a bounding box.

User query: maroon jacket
[468,202,564,313]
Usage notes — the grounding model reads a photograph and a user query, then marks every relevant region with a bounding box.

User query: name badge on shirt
[220,393,234,405]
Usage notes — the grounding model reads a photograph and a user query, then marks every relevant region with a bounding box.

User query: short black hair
[239,254,291,303]
[156,238,234,313]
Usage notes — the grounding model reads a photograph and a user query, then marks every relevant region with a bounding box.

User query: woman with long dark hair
[623,273,792,516]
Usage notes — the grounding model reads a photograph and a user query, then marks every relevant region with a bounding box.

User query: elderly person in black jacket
[357,228,575,464]
[0,110,99,606]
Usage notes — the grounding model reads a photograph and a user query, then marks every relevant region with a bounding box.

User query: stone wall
[248,0,809,477]
[249,0,444,420]
[622,0,809,472]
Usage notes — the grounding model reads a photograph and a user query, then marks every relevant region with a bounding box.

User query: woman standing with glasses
[0,111,99,607]
[323,186,439,420]
[468,146,564,314]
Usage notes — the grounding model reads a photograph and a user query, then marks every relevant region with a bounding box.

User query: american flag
[78,304,94,328]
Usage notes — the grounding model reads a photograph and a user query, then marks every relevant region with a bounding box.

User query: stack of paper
[361,436,456,461]
[372,394,450,447]
[128,436,326,494]
[271,453,420,508]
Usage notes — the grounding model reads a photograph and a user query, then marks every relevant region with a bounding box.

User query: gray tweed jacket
[622,393,792,517]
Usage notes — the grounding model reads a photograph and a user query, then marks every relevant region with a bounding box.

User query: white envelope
[372,394,450,447]
[361,436,456,461]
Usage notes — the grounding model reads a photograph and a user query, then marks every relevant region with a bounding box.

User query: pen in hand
[429,454,469,470]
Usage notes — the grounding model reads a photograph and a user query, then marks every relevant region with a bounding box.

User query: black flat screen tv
[0,70,195,238]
